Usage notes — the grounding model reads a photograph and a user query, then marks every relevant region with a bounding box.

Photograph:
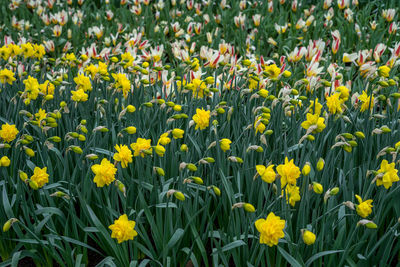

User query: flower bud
[302,163,311,176]
[125,126,137,134]
[243,203,255,213]
[330,187,340,195]
[19,170,28,181]
[25,148,35,157]
[180,144,188,152]
[187,163,197,171]
[29,180,39,190]
[49,136,61,142]
[354,131,365,139]
[174,191,185,201]
[316,158,324,171]
[203,157,215,163]
[191,176,203,184]
[126,105,136,113]
[302,230,316,245]
[155,167,165,176]
[69,145,83,154]
[265,130,273,135]
[3,218,18,232]
[0,156,10,167]
[212,186,221,196]
[312,182,323,194]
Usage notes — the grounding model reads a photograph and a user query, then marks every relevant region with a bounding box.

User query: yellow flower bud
[312,182,323,194]
[302,230,316,245]
[154,145,166,157]
[212,186,221,196]
[49,136,61,142]
[29,180,39,190]
[70,146,83,154]
[187,163,197,171]
[126,105,136,113]
[3,218,18,232]
[25,148,35,157]
[203,157,215,163]
[316,158,325,171]
[265,130,273,135]
[330,187,340,195]
[192,176,203,185]
[155,167,165,176]
[78,134,86,141]
[19,170,28,182]
[354,131,365,139]
[283,70,292,77]
[125,126,137,134]
[174,191,185,201]
[302,163,311,176]
[0,156,11,167]
[243,203,255,213]
[180,144,188,152]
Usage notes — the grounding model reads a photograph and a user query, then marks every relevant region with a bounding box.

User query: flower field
[1,0,400,266]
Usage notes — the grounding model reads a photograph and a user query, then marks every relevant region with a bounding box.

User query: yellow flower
[254,117,266,134]
[21,43,35,58]
[264,64,281,79]
[171,129,184,139]
[113,145,133,168]
[74,74,92,91]
[255,212,285,246]
[109,214,138,243]
[191,78,208,98]
[376,160,399,189]
[130,138,152,157]
[158,132,171,145]
[358,90,374,112]
[91,158,117,187]
[336,86,350,101]
[276,157,300,186]
[256,165,276,183]
[192,108,210,130]
[378,65,390,77]
[30,167,49,189]
[355,194,373,218]
[301,113,326,133]
[71,89,88,102]
[308,98,323,115]
[35,108,47,127]
[258,89,269,98]
[39,80,55,96]
[23,76,40,100]
[326,93,343,114]
[0,123,19,143]
[98,61,109,76]
[220,138,232,152]
[302,230,316,245]
[84,64,99,79]
[0,69,16,85]
[283,185,301,207]
[112,73,131,99]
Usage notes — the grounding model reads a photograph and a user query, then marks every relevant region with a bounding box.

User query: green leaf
[277,246,303,267]
[211,240,246,255]
[305,250,344,266]
[166,228,184,250]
